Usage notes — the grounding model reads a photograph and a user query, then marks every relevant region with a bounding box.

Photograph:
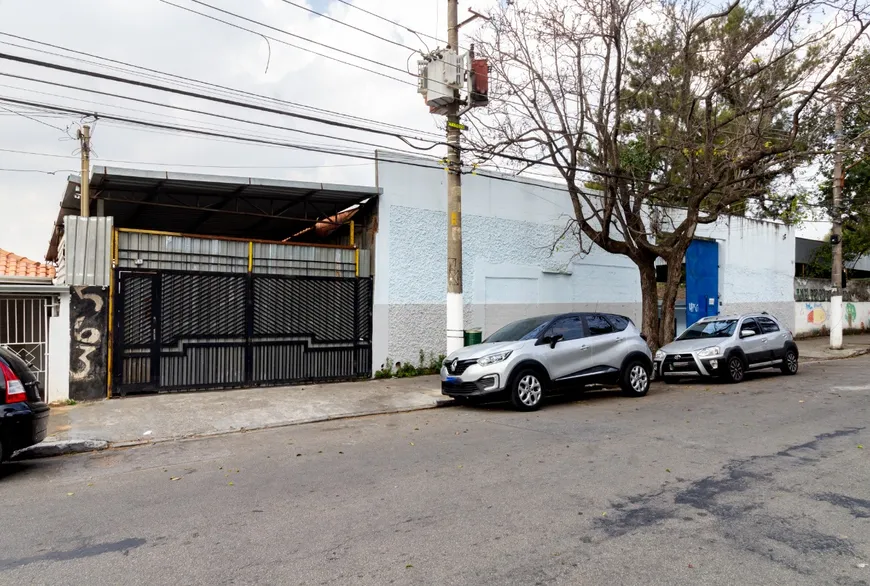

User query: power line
[158,0,419,85]
[0,147,372,169]
[0,102,66,132]
[0,32,444,140]
[275,0,420,52]
[0,51,445,149]
[0,95,624,196]
[0,167,74,175]
[333,0,452,48]
[0,73,443,159]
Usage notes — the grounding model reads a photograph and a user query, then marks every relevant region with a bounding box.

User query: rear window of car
[757,317,780,334]
[585,314,614,336]
[605,314,631,332]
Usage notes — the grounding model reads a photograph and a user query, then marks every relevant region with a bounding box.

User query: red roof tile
[0,249,56,278]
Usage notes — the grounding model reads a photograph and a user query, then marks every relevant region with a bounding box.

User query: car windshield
[678,319,738,340]
[485,316,554,343]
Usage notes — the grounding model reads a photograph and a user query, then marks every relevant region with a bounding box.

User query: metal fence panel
[118,232,249,274]
[252,243,355,278]
[62,216,113,286]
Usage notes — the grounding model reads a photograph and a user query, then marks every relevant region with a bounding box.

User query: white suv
[441,313,653,411]
[655,313,799,383]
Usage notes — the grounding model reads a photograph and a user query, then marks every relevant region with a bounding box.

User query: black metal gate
[113,269,373,395]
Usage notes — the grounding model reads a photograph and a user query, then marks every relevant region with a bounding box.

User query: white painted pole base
[446,292,465,355]
[830,294,843,350]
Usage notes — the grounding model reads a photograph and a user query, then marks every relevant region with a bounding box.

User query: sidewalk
[15,376,448,459]
[796,333,870,361]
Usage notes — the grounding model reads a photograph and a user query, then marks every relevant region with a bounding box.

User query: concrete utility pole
[445,0,464,354]
[78,124,91,217]
[830,101,844,350]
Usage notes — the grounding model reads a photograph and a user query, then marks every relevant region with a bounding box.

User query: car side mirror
[548,334,564,349]
[740,329,756,338]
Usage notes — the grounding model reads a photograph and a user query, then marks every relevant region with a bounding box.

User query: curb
[12,439,109,460]
[14,396,456,460]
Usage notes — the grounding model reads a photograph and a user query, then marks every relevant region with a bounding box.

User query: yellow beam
[248,241,254,273]
[106,228,119,399]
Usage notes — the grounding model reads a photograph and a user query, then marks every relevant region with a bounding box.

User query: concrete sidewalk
[16,376,448,459]
[796,333,870,361]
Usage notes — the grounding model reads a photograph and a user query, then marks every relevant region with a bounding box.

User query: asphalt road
[3,357,870,586]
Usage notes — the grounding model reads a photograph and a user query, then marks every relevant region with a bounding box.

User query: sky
[0,0,486,260]
[0,0,829,262]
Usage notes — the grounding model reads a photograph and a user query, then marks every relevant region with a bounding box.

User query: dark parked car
[0,346,49,461]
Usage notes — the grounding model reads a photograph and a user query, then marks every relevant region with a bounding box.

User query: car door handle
[580,345,589,350]
[762,339,768,343]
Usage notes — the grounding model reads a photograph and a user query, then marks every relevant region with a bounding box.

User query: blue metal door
[686,240,719,327]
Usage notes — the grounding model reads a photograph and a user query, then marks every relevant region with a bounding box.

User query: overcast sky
[0,0,828,261]
[0,0,486,260]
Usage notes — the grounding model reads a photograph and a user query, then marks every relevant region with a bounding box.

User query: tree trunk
[637,261,661,350]
[658,257,684,346]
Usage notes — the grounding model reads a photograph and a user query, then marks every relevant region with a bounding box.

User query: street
[3,357,870,586]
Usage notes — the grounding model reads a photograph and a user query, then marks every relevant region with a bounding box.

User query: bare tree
[467,0,870,348]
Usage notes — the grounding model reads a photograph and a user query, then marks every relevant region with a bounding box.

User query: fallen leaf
[666,469,671,473]
[67,492,74,496]
[143,430,152,436]
[410,442,415,446]
[458,465,463,469]
[87,483,94,487]
[688,563,695,569]
[170,477,181,481]
[296,454,302,457]
[859,445,865,450]
[414,428,419,431]
[602,512,607,517]
[406,564,414,569]
[339,451,344,455]
[799,400,805,403]
[228,482,234,486]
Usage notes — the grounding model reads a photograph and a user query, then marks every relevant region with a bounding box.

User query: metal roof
[47,166,380,260]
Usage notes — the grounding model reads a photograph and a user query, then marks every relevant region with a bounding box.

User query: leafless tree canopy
[468,0,870,346]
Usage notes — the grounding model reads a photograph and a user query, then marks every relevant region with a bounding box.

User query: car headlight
[654,350,665,361]
[477,351,512,367]
[697,346,722,359]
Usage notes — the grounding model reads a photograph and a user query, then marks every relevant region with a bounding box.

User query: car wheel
[511,369,545,411]
[725,355,746,383]
[620,361,651,397]
[780,349,799,375]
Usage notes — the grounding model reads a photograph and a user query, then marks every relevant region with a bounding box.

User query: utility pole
[78,124,91,217]
[830,100,844,350]
[445,0,464,354]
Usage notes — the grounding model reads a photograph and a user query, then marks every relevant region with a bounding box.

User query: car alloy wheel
[517,374,542,407]
[728,356,745,383]
[629,364,649,394]
[782,350,799,375]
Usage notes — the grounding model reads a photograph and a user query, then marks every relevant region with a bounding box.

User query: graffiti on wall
[69,286,108,401]
[796,301,870,335]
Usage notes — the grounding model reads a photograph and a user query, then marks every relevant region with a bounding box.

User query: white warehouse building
[371,155,796,368]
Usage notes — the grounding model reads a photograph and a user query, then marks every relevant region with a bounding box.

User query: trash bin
[464,328,482,346]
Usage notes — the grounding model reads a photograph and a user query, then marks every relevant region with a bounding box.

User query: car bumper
[655,355,724,378]
[440,364,507,398]
[0,402,50,457]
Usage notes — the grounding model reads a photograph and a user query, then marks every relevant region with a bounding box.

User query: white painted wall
[47,290,71,403]
[373,154,797,366]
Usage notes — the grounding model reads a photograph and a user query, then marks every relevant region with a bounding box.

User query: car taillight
[0,362,26,404]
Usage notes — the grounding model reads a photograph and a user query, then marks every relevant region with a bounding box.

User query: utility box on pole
[417,51,462,108]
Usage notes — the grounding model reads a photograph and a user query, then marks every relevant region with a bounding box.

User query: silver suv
[441,313,653,410]
[655,313,799,383]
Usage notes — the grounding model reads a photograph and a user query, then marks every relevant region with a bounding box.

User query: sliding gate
[113,269,372,395]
